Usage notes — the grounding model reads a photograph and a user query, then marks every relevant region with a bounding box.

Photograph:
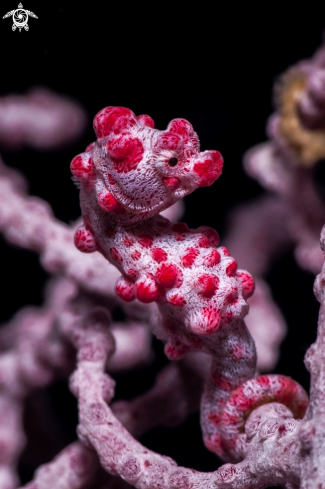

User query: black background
[1,0,325,484]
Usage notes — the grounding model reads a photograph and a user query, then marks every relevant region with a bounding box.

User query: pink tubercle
[212,373,235,392]
[225,259,237,277]
[74,225,97,253]
[151,247,168,263]
[106,136,144,174]
[136,114,155,128]
[219,246,230,256]
[94,106,137,138]
[115,276,136,302]
[205,249,221,267]
[236,271,255,299]
[172,223,189,233]
[156,132,184,152]
[164,177,180,190]
[98,191,119,212]
[195,274,219,298]
[166,291,187,307]
[193,151,223,187]
[135,274,161,303]
[123,236,135,247]
[138,236,154,248]
[85,142,95,152]
[70,155,95,181]
[131,250,141,260]
[198,236,210,248]
[155,263,180,288]
[197,226,220,247]
[231,344,246,361]
[181,247,199,267]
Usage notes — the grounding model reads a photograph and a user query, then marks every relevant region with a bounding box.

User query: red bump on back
[197,226,220,247]
[237,271,255,299]
[135,274,161,303]
[106,136,144,173]
[205,249,221,267]
[115,276,136,302]
[182,247,199,267]
[226,259,238,277]
[155,263,179,288]
[151,247,168,263]
[195,274,219,298]
[167,291,187,307]
[94,107,136,138]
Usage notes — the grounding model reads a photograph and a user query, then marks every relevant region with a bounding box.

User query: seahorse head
[85,107,223,218]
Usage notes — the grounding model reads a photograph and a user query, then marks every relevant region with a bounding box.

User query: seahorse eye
[168,157,178,167]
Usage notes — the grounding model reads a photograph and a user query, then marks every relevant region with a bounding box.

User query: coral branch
[66,303,306,488]
[224,197,290,371]
[20,442,98,489]
[0,156,119,297]
[0,87,87,150]
[112,352,208,438]
[299,225,325,486]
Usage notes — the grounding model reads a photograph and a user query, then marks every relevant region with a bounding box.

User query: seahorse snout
[193,150,223,187]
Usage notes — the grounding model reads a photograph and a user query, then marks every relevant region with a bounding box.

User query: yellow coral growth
[276,69,325,167]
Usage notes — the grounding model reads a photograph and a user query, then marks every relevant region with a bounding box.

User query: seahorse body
[71,106,308,462]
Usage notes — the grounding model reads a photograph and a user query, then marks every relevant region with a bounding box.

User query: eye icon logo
[3,3,38,32]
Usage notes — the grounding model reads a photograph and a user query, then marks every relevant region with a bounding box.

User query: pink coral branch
[112,352,208,438]
[0,396,24,489]
[224,197,291,371]
[299,225,325,486]
[20,442,98,489]
[0,157,121,297]
[66,302,306,488]
[0,87,87,150]
[0,278,76,487]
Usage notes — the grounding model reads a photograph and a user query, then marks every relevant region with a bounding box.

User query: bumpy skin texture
[72,106,307,461]
[72,107,250,343]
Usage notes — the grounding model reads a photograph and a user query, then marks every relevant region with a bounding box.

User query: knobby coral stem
[19,442,98,489]
[0,157,120,297]
[66,301,303,489]
[300,226,325,486]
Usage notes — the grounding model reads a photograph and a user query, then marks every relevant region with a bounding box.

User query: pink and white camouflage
[72,106,307,463]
